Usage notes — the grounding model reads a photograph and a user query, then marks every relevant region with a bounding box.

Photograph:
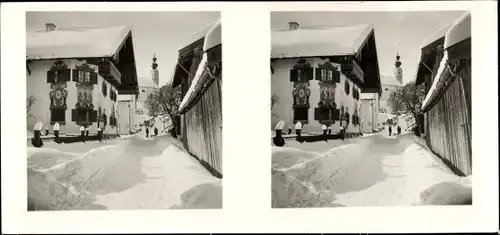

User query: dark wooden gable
[114,32,139,95]
[173,37,205,89]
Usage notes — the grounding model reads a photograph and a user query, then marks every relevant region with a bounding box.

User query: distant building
[26,23,139,135]
[136,79,159,113]
[172,19,222,177]
[360,92,380,133]
[415,12,471,176]
[379,75,403,112]
[271,22,382,135]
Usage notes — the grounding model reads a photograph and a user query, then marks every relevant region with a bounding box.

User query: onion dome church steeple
[394,50,403,84]
[151,53,159,87]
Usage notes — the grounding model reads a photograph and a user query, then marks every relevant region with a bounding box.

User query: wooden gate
[426,59,471,175]
[183,79,223,176]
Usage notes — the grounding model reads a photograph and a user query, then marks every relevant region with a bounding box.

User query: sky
[26,11,220,87]
[271,11,467,85]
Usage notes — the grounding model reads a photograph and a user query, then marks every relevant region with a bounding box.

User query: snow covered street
[272,132,472,208]
[27,134,222,210]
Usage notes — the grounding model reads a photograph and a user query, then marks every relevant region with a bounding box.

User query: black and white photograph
[271,11,472,208]
[25,11,223,210]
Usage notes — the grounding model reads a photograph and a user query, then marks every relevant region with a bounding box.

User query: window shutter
[58,69,70,82]
[72,69,79,82]
[304,67,314,80]
[90,110,98,122]
[315,68,322,81]
[314,107,321,120]
[334,71,341,83]
[334,108,340,121]
[71,109,78,122]
[290,69,298,82]
[53,109,65,122]
[90,72,98,84]
[47,71,55,83]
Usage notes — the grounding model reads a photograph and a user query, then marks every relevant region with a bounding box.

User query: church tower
[394,51,403,84]
[151,53,159,87]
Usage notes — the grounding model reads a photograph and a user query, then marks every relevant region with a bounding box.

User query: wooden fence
[425,59,471,176]
[182,78,223,177]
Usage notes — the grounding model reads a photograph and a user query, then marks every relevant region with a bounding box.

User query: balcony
[98,61,122,85]
[341,59,364,84]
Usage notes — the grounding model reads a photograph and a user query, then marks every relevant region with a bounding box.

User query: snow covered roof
[138,78,158,88]
[419,23,453,50]
[421,51,450,112]
[381,75,402,87]
[26,25,131,60]
[444,12,471,50]
[177,54,209,114]
[360,92,377,100]
[178,19,220,52]
[421,12,471,112]
[203,19,221,52]
[271,24,374,59]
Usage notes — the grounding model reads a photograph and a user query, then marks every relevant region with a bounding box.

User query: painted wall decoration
[47,60,71,124]
[315,62,341,126]
[72,63,98,127]
[290,59,313,124]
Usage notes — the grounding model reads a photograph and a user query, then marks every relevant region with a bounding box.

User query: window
[77,71,89,83]
[290,68,314,82]
[345,80,350,95]
[293,107,308,123]
[102,82,108,97]
[319,69,334,81]
[50,108,65,124]
[315,107,339,121]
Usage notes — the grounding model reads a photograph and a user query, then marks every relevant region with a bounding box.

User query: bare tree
[146,82,182,135]
[27,96,36,117]
[271,93,279,110]
[271,93,279,118]
[390,81,426,133]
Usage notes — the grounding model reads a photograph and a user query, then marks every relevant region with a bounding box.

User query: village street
[27,133,222,210]
[271,131,472,208]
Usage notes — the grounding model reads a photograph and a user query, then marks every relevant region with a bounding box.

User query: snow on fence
[183,79,222,177]
[425,58,471,176]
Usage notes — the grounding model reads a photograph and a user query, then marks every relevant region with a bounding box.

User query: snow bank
[272,139,371,208]
[160,146,222,209]
[27,145,127,210]
[272,133,471,207]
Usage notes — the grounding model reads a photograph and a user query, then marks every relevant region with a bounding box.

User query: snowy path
[272,133,471,208]
[28,135,222,210]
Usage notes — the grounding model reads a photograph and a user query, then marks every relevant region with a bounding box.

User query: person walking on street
[145,127,150,138]
[328,126,332,135]
[80,125,86,143]
[85,126,90,138]
[388,125,392,136]
[53,122,60,144]
[340,125,345,141]
[322,124,328,142]
[295,121,303,143]
[273,121,285,147]
[98,121,104,143]
[397,125,401,135]
[154,127,159,137]
[32,121,44,148]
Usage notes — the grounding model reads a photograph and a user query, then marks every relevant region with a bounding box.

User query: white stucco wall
[380,84,401,112]
[271,57,362,134]
[117,100,136,134]
[27,59,120,135]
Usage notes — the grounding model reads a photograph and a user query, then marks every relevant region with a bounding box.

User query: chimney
[288,22,300,31]
[45,23,56,32]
